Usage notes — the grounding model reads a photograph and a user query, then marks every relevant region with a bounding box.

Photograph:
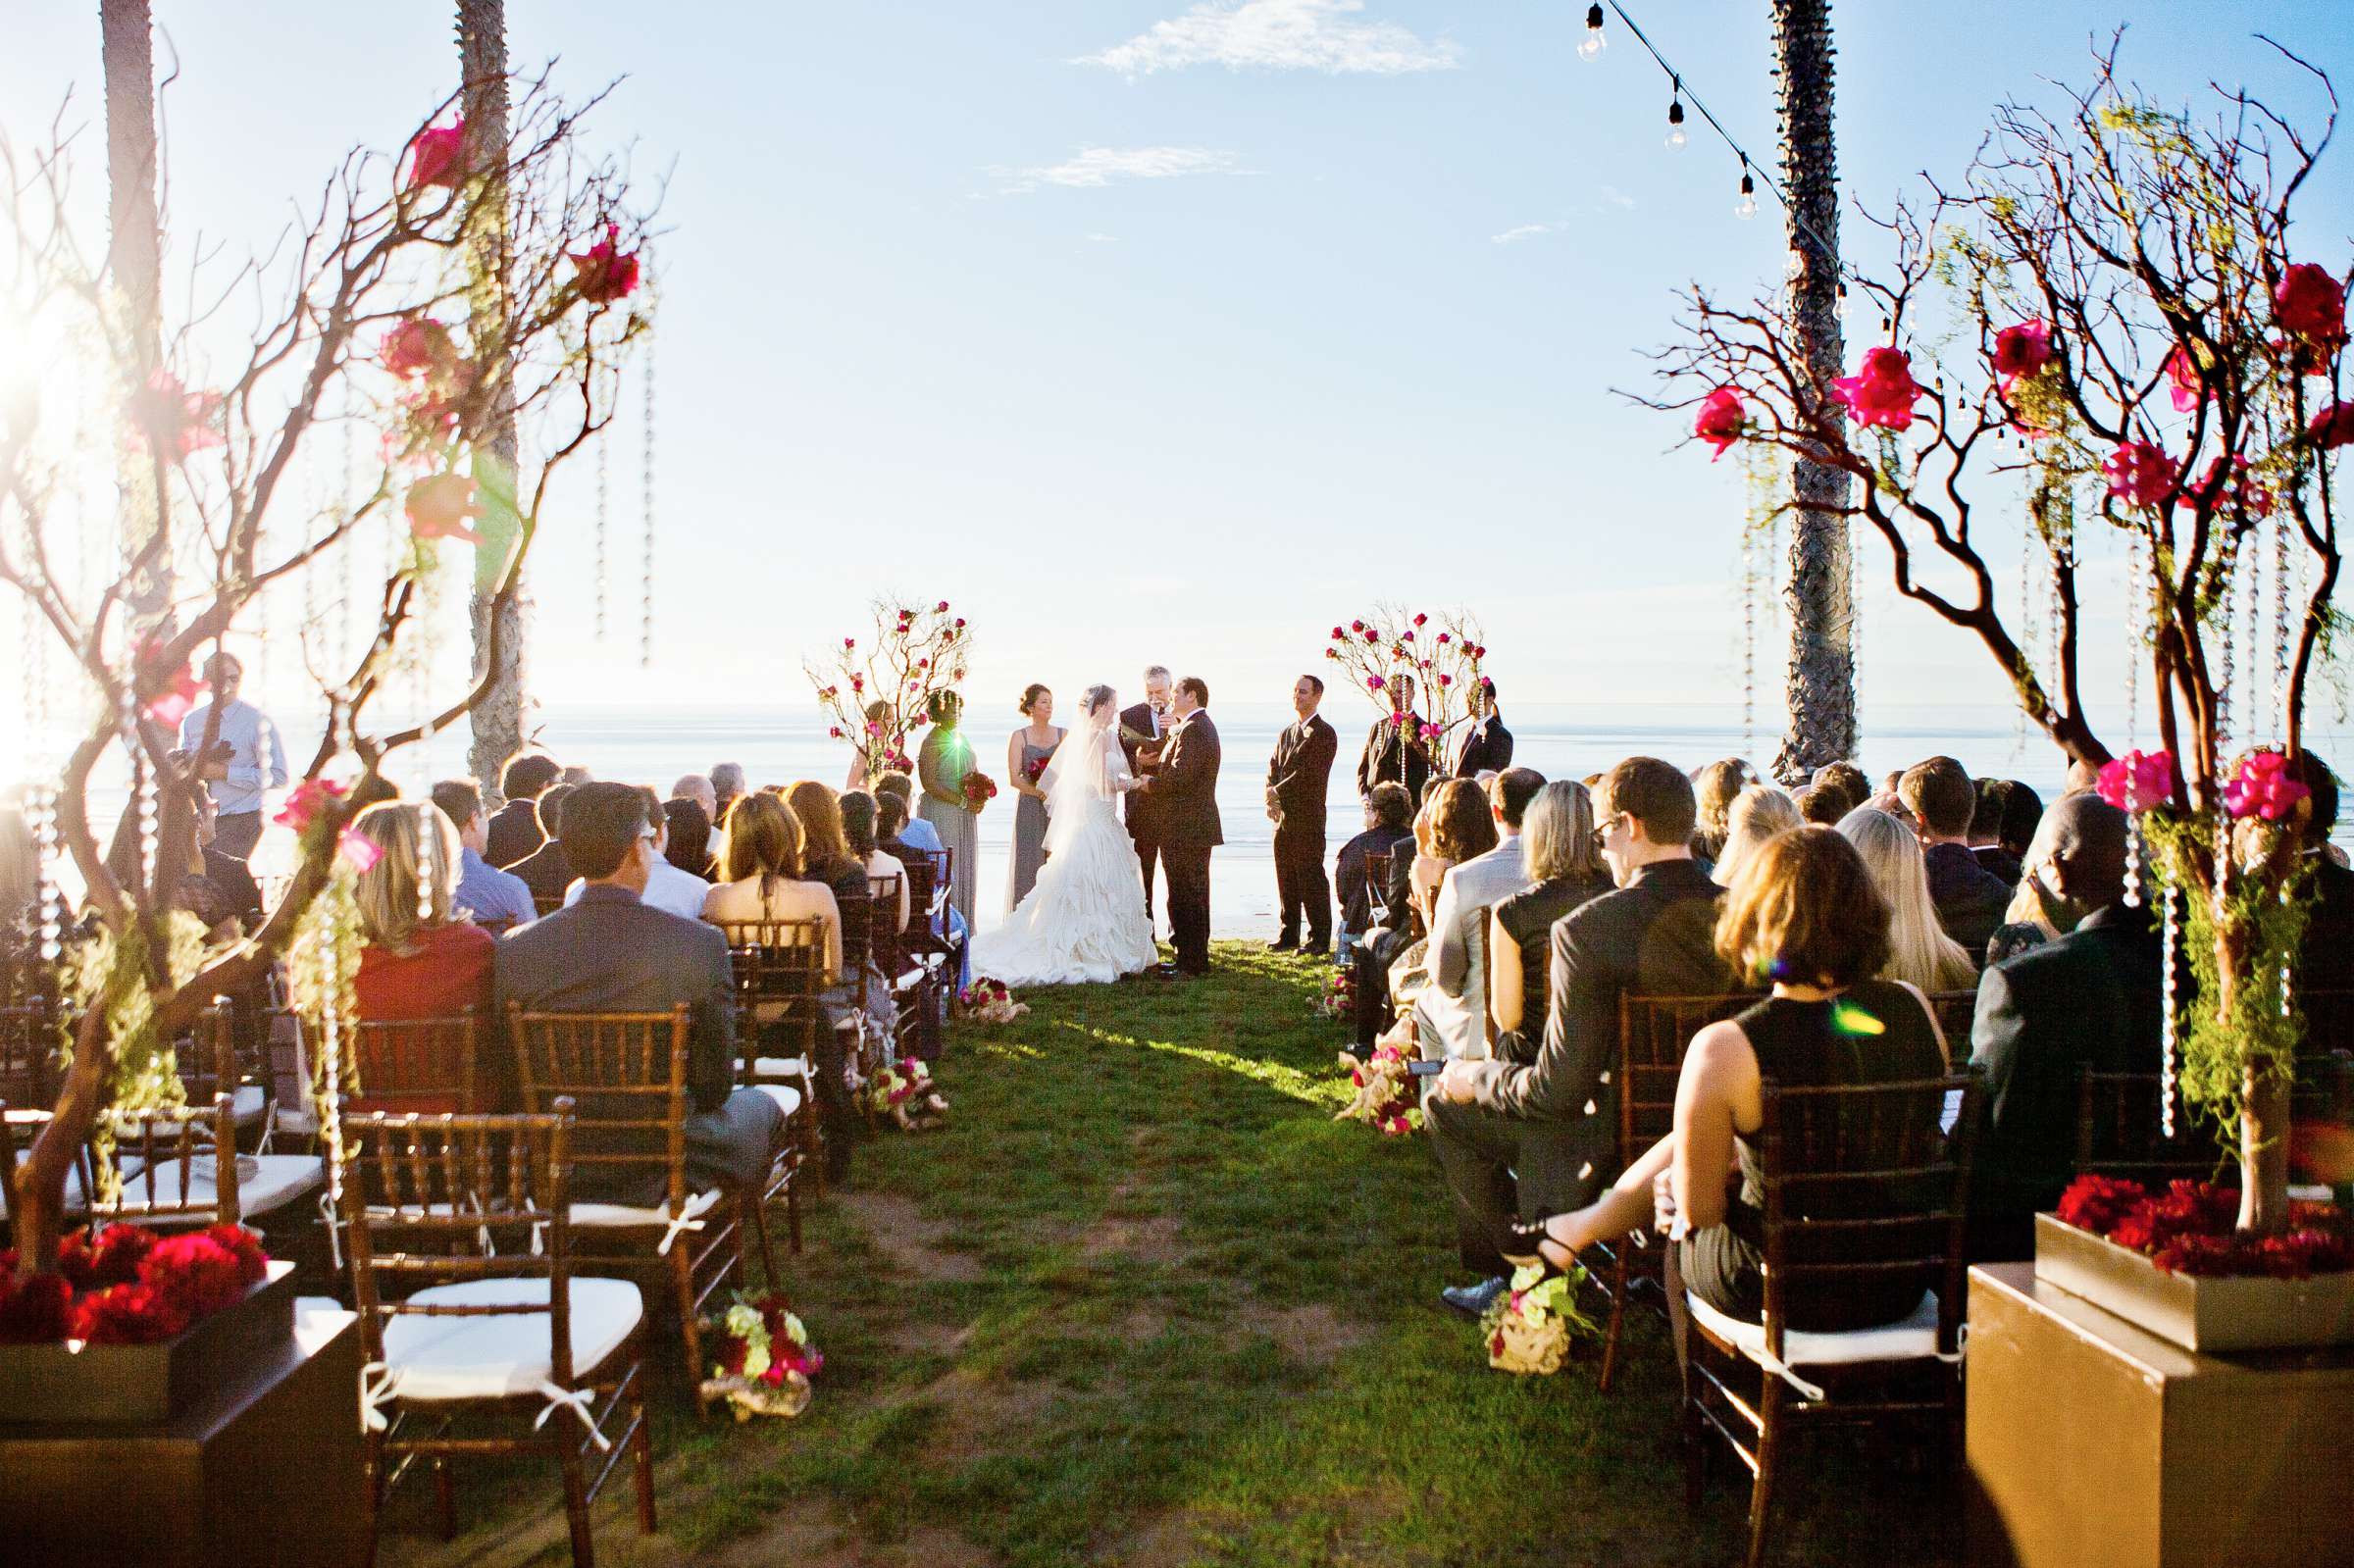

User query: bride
[972,684,1159,986]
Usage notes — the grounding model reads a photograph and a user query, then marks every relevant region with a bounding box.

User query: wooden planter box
[0,1261,295,1426]
[2032,1214,2354,1352]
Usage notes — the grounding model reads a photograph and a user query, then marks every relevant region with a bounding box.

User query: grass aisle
[385,943,1962,1567]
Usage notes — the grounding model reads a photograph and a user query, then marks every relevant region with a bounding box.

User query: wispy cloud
[1079,0,1460,77]
[987,146,1241,196]
[1086,232,1120,243]
[1599,183,1636,211]
[1491,221,1569,246]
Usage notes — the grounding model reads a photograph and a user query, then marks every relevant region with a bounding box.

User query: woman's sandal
[1500,1214,1584,1271]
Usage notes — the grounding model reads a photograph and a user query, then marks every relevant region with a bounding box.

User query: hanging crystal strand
[594,394,611,641]
[340,406,358,671]
[318,914,346,1241]
[2158,879,2179,1138]
[28,785,64,967]
[1846,512,1863,751]
[640,329,657,669]
[1740,520,1757,751]
[415,803,435,924]
[2215,546,2236,764]
[2016,537,2035,756]
[2124,531,2143,749]
[2272,511,2293,741]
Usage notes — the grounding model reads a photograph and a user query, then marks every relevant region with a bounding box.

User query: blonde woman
[1836,806,1977,999]
[701,792,843,984]
[350,800,495,1021]
[1712,784,1802,889]
[1690,757,1755,863]
[1487,782,1613,1051]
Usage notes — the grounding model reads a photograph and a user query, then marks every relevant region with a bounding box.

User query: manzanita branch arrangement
[1323,608,1492,780]
[0,69,654,1279]
[804,599,970,784]
[1651,36,2346,1234]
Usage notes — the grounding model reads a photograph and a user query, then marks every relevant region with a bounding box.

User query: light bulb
[1735,170,1758,220]
[1579,3,1606,59]
[1665,100,1687,150]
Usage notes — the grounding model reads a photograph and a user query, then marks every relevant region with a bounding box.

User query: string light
[1665,91,1688,151]
[1578,4,1607,61]
[640,322,658,669]
[1735,165,1759,221]
[2158,880,2179,1138]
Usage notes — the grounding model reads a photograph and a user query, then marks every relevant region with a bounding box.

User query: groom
[1134,676,1221,977]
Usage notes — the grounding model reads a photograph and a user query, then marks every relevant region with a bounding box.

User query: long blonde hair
[1835,806,1977,992]
[351,800,462,956]
[1712,784,1801,889]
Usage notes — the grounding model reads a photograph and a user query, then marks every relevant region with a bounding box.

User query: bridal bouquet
[957,979,1029,1025]
[863,1058,950,1131]
[960,772,998,813]
[699,1290,822,1420]
[1333,1042,1419,1137]
[1481,1261,1599,1377]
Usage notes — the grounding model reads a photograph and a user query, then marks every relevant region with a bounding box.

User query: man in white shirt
[179,652,288,859]
[565,785,708,920]
[1415,768,1546,1061]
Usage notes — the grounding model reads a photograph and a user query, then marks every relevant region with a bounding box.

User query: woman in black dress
[1486,781,1612,1060]
[1518,825,1949,1332]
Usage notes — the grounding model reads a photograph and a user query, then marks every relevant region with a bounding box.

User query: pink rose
[1992,319,2054,395]
[1367,676,1386,691]
[131,371,224,458]
[404,473,486,544]
[567,224,641,305]
[1693,385,1746,458]
[2274,263,2348,349]
[381,318,458,380]
[2308,402,2354,450]
[2163,345,2205,413]
[275,777,348,835]
[2096,749,2176,813]
[2223,751,2312,823]
[2198,454,2274,520]
[2102,440,2175,510]
[1830,346,1923,430]
[405,121,467,191]
[337,830,383,874]
[133,637,206,728]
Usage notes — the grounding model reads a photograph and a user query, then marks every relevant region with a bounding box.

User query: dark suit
[510,838,575,904]
[485,796,545,870]
[1336,824,1412,937]
[1266,713,1338,948]
[1450,712,1514,778]
[1923,841,2011,960]
[1967,901,2163,1258]
[492,885,781,1204]
[1356,713,1432,803]
[1972,843,2024,888]
[1118,701,1170,924]
[1143,709,1222,974]
[1429,858,1735,1254]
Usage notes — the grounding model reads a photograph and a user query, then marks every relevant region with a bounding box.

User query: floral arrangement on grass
[1316,967,1356,1022]
[959,772,998,814]
[1333,1042,1419,1137]
[699,1289,821,1420]
[863,1058,949,1132]
[1481,1260,1600,1376]
[2055,1175,2353,1279]
[957,979,1028,1025]
[0,1223,269,1345]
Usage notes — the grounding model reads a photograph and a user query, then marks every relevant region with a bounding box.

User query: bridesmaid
[917,689,980,924]
[1005,684,1065,910]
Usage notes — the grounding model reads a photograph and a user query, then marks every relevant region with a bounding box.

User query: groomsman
[1119,665,1175,931]
[1450,679,1514,777]
[1266,674,1338,953]
[1356,672,1433,803]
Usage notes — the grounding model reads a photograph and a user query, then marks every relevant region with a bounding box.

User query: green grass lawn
[381,943,1963,1567]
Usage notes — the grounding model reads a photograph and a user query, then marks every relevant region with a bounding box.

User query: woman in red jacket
[350,800,495,1021]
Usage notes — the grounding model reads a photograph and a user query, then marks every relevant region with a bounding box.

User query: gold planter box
[2032,1213,2354,1352]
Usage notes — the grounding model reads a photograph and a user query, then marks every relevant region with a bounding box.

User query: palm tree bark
[458,0,529,796]
[1767,0,1855,784]
[101,0,170,628]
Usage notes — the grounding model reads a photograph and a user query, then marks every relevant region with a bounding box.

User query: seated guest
[509,782,579,904]
[560,765,593,786]
[1791,784,1846,827]
[1983,804,2081,965]
[565,786,709,919]
[700,792,843,978]
[2290,754,2353,993]
[1689,758,1754,867]
[875,771,972,987]
[1970,778,2025,886]
[486,751,561,868]
[1426,757,1735,1316]
[1711,784,1800,889]
[1336,782,1415,954]
[494,783,783,1204]
[672,773,717,822]
[351,800,496,1021]
[1415,768,1546,1061]
[1488,781,1612,1059]
[1998,780,2045,871]
[1380,781,1496,1011]
[1810,760,1869,818]
[664,797,715,883]
[1901,756,2011,957]
[432,778,536,930]
[785,781,871,912]
[1522,827,1951,1334]
[1838,806,1977,996]
[2063,757,2103,796]
[841,790,909,934]
[1968,794,2154,1259]
[876,790,923,880]
[710,762,747,835]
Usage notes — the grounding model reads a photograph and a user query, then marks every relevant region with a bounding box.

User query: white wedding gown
[972,719,1159,986]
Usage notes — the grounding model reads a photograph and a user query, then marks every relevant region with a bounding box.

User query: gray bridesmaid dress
[1009,730,1063,909]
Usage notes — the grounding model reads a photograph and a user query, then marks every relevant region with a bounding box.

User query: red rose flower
[1991,319,2054,395]
[2308,402,2354,450]
[59,1223,160,1291]
[2055,1174,2146,1239]
[275,776,347,835]
[130,371,225,458]
[404,473,486,545]
[406,121,468,191]
[568,225,641,304]
[140,1232,251,1319]
[0,1271,72,1344]
[133,636,207,728]
[2274,262,2348,349]
[2197,454,2274,520]
[1693,385,1746,458]
[2101,440,2175,510]
[381,317,459,380]
[1830,346,1924,431]
[2163,345,2205,413]
[2095,748,2176,813]
[71,1283,190,1345]
[2223,750,2312,823]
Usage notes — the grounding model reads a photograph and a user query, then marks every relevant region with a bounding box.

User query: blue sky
[5,0,2351,752]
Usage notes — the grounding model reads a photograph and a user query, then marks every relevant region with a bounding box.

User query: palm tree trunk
[100,0,170,628]
[457,0,528,796]
[1767,0,1855,784]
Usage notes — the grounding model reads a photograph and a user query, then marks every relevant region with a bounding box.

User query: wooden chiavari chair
[715,917,826,1238]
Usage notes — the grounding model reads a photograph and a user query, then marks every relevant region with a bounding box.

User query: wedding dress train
[971,713,1159,986]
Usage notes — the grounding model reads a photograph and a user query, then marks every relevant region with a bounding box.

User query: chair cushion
[1685,1289,1945,1372]
[379,1277,642,1400]
[751,1084,802,1117]
[569,1186,722,1231]
[294,1295,358,1355]
[894,968,926,995]
[751,1056,812,1080]
[19,1152,326,1220]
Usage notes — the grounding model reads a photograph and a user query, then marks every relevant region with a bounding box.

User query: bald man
[1967,794,2162,1260]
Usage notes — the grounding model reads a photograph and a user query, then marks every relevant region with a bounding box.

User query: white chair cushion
[1685,1289,1945,1373]
[893,968,926,994]
[569,1186,722,1231]
[751,1084,802,1117]
[752,1056,812,1080]
[379,1277,642,1400]
[20,1152,326,1219]
[294,1295,358,1355]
